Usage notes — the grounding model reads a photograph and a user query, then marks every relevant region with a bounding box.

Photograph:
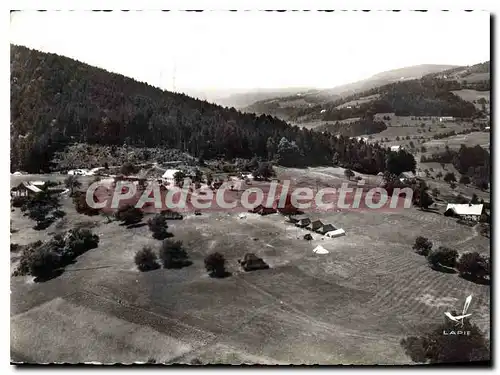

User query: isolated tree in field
[147,214,170,240]
[206,172,213,186]
[192,168,203,184]
[400,317,490,364]
[420,146,427,153]
[456,252,490,281]
[173,170,186,187]
[64,175,82,196]
[427,246,458,270]
[413,236,433,256]
[412,180,434,210]
[459,175,471,185]
[443,172,456,184]
[344,169,355,180]
[115,204,143,225]
[159,239,191,269]
[450,182,457,190]
[73,191,100,216]
[435,171,443,180]
[204,252,228,278]
[134,246,160,272]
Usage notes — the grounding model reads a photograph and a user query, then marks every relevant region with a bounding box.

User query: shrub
[11,196,27,208]
[115,204,144,225]
[456,252,490,280]
[413,236,433,256]
[159,240,191,269]
[134,246,160,272]
[64,175,82,196]
[13,240,43,276]
[427,246,458,269]
[73,191,100,216]
[459,175,471,185]
[204,252,228,278]
[148,214,170,239]
[160,209,183,220]
[29,244,61,278]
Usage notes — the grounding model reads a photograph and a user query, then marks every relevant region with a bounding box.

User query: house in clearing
[307,219,323,232]
[390,145,403,152]
[444,203,484,221]
[318,223,336,235]
[11,182,42,197]
[295,217,311,228]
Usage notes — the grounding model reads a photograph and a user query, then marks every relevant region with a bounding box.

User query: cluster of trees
[420,145,490,189]
[400,317,490,364]
[18,190,65,230]
[412,236,490,283]
[12,228,99,280]
[134,239,191,272]
[11,45,414,177]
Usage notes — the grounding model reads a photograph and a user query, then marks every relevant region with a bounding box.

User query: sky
[10,10,491,99]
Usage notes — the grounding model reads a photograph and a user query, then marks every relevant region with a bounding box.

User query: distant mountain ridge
[243,64,463,120]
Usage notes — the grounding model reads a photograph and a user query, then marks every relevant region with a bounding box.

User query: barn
[444,204,484,221]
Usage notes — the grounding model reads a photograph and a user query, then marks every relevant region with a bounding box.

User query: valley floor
[10,168,490,364]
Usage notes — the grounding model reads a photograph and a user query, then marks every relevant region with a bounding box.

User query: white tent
[313,245,329,254]
[325,229,346,238]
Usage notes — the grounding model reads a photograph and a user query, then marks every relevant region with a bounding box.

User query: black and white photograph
[8,8,491,365]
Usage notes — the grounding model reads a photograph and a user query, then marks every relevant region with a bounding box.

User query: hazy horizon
[10,10,490,100]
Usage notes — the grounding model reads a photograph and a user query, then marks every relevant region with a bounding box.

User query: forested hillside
[10,45,411,175]
[293,76,483,122]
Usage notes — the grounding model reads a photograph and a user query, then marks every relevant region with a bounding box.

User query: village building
[307,219,324,232]
[390,145,403,152]
[10,182,42,197]
[439,116,454,122]
[444,203,484,221]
